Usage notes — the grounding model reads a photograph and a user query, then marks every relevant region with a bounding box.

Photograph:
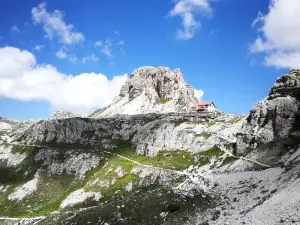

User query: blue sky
[0,0,298,120]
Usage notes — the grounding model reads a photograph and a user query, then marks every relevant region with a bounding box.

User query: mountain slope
[1,69,300,224]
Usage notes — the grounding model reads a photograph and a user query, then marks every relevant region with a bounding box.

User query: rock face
[90,66,198,118]
[269,69,300,100]
[14,112,237,156]
[236,70,300,153]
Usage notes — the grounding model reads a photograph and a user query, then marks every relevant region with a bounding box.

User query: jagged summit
[91,66,198,118]
[269,69,300,100]
[236,69,300,153]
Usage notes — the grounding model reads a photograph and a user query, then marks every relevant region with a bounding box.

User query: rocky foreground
[0,68,300,225]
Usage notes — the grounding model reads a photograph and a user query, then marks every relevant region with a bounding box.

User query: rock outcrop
[90,66,198,118]
[48,111,87,120]
[236,69,300,153]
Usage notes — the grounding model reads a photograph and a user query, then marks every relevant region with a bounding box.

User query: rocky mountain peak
[269,69,300,100]
[119,66,195,102]
[237,69,300,153]
[91,66,198,117]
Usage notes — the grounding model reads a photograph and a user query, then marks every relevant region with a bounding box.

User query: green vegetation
[11,145,25,153]
[0,171,84,218]
[115,140,195,170]
[85,156,138,197]
[12,145,36,154]
[202,133,212,140]
[208,121,216,127]
[221,156,237,166]
[239,146,253,157]
[175,99,185,106]
[158,98,170,104]
[191,146,224,167]
[196,146,223,157]
[0,140,220,218]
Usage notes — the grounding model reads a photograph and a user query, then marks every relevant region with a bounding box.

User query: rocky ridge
[1,68,300,225]
[236,69,300,154]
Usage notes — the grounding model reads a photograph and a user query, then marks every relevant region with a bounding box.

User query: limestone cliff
[236,69,300,153]
[90,66,198,118]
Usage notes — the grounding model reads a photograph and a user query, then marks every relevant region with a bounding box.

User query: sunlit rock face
[90,66,198,118]
[237,70,300,154]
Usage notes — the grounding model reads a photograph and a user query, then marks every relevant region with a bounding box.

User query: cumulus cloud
[168,0,211,40]
[32,2,84,45]
[250,0,300,68]
[11,26,20,32]
[0,46,128,113]
[194,89,204,100]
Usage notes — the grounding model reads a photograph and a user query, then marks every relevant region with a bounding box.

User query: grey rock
[236,70,300,154]
[90,66,199,118]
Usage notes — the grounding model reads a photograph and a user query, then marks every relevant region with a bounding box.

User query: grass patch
[85,156,138,197]
[140,150,194,170]
[158,98,170,104]
[203,133,212,140]
[197,146,223,157]
[114,140,195,170]
[0,172,84,218]
[221,156,237,166]
[11,145,36,154]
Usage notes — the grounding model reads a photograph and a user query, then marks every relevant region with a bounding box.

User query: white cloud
[11,26,20,32]
[56,46,67,59]
[250,0,300,68]
[34,44,44,51]
[101,40,113,57]
[82,54,99,63]
[168,0,211,40]
[0,46,128,113]
[32,2,84,45]
[194,89,204,100]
